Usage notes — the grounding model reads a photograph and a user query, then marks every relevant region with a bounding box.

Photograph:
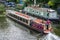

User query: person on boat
[45,19,51,29]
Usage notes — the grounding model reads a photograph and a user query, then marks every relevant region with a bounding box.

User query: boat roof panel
[33,19,42,24]
[33,18,46,24]
[16,12,31,20]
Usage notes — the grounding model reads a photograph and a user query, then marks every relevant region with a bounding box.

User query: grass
[0,12,6,17]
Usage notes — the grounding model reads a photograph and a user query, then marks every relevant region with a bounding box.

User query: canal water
[0,17,60,40]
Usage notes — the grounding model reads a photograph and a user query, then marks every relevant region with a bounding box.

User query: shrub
[0,4,5,14]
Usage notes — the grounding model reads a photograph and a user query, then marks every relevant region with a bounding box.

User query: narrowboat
[6,10,52,34]
[23,6,59,21]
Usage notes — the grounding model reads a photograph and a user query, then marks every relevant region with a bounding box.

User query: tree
[14,0,20,3]
[48,1,55,6]
[48,0,60,9]
[7,0,20,3]
[23,0,32,6]
[51,0,60,3]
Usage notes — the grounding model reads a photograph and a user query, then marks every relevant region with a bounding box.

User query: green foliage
[48,0,60,9]
[54,28,60,36]
[0,4,5,13]
[16,0,20,3]
[7,0,20,3]
[15,4,24,11]
[25,0,32,4]
[48,1,55,6]
[14,0,20,3]
[51,0,60,3]
[37,0,49,4]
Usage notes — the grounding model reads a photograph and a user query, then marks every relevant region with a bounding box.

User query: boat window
[26,20,28,24]
[8,13,29,24]
[17,16,19,20]
[32,10,34,12]
[18,17,20,20]
[22,18,28,24]
[14,15,16,18]
[10,13,13,16]
[13,15,14,17]
[20,17,22,21]
[9,13,18,19]
[37,12,38,13]
[14,15,16,17]
[19,17,28,24]
[47,13,49,17]
[16,15,17,18]
[14,15,15,17]
[23,18,26,22]
[15,15,17,18]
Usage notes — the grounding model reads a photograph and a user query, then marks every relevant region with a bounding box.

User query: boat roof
[6,10,30,20]
[32,18,46,24]
[16,12,31,20]
[25,6,55,12]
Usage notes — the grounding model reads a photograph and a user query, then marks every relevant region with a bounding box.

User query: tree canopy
[51,0,60,3]
[7,0,20,3]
